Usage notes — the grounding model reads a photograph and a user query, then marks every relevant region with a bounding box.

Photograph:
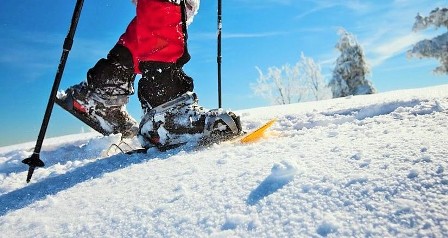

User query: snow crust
[1,85,448,237]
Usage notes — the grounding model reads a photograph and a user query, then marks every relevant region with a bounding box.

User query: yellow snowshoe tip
[240,118,277,143]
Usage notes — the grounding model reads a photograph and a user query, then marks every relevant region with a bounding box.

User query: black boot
[137,61,194,111]
[87,44,136,96]
[57,44,138,137]
[137,62,242,149]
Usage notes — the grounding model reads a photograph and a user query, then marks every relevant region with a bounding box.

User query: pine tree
[408,7,448,75]
[329,28,376,98]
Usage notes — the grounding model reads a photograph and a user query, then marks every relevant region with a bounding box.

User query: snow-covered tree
[253,63,302,105]
[298,53,332,101]
[252,53,331,105]
[329,28,376,98]
[407,7,448,75]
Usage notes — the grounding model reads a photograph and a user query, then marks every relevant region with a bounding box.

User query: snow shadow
[247,161,297,205]
[247,176,291,206]
[0,147,184,217]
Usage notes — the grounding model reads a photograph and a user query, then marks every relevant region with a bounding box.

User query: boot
[57,44,138,138]
[137,62,242,149]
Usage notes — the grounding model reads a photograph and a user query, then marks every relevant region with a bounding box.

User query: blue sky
[0,0,447,146]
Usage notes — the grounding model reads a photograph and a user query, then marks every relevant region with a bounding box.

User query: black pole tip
[26,166,36,183]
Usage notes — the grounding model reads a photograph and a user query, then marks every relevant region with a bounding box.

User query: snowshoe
[138,92,242,150]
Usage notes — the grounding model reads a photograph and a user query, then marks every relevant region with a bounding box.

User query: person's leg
[58,19,139,137]
[117,17,141,73]
[134,0,186,64]
[135,0,190,110]
[135,0,241,148]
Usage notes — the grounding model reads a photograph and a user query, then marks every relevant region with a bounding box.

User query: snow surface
[1,85,448,237]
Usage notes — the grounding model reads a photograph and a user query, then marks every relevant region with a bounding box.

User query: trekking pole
[22,0,85,183]
[217,0,222,108]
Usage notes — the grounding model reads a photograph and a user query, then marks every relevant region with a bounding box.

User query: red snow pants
[118,0,185,73]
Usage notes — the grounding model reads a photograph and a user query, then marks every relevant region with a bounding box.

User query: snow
[1,85,448,237]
